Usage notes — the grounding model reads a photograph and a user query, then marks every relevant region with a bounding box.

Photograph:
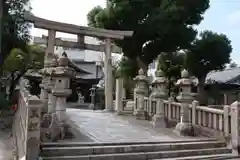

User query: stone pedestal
[152,99,165,127]
[151,70,167,128]
[174,69,195,136]
[134,69,148,120]
[136,95,145,119]
[26,96,43,160]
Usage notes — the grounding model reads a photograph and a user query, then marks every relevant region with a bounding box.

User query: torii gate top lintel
[24,13,133,40]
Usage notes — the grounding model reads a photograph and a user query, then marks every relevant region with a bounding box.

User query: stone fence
[115,68,240,154]
[12,82,42,160]
[141,97,231,138]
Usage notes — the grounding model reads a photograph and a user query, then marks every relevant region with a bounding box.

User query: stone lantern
[39,52,58,115]
[175,69,194,136]
[134,68,148,120]
[151,69,168,127]
[51,55,75,129]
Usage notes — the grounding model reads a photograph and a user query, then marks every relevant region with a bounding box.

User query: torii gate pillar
[104,38,113,111]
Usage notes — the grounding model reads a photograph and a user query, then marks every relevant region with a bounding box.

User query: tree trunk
[198,77,207,105]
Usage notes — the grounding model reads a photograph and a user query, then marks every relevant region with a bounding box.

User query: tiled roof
[206,67,240,84]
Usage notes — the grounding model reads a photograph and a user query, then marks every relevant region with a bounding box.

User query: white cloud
[227,10,240,26]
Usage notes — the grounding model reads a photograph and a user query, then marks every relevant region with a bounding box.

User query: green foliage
[3,45,44,72]
[87,6,104,28]
[88,0,210,72]
[2,0,31,65]
[0,92,12,110]
[157,52,184,79]
[117,57,138,78]
[157,52,185,95]
[185,30,232,80]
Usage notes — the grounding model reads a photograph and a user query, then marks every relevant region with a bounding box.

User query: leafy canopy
[87,0,210,67]
[157,52,185,79]
[3,45,45,73]
[185,30,232,80]
[2,0,31,65]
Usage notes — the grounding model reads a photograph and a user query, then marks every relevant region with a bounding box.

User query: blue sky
[197,0,240,63]
[31,0,240,63]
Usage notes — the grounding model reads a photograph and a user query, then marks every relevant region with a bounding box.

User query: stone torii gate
[24,13,133,112]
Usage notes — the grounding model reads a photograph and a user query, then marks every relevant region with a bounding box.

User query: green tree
[157,52,185,95]
[185,30,232,104]
[3,45,44,98]
[2,0,31,65]
[87,0,209,75]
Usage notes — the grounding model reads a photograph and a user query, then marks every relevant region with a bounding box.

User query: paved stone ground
[66,109,205,142]
[0,130,13,160]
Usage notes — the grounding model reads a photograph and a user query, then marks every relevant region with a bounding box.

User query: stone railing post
[134,69,148,120]
[115,77,124,115]
[192,100,199,126]
[26,96,43,160]
[151,69,167,127]
[175,69,194,136]
[231,101,240,155]
[223,105,230,137]
[168,96,174,120]
[133,87,137,115]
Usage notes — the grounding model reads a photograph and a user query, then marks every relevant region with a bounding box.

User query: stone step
[42,138,218,147]
[41,141,227,157]
[157,154,239,160]
[41,147,231,160]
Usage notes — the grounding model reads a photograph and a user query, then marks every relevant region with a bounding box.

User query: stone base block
[136,109,146,120]
[116,111,124,115]
[133,110,137,116]
[152,115,166,128]
[103,109,115,113]
[89,104,94,109]
[175,122,194,136]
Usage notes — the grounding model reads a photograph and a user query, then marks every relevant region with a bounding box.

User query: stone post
[115,77,124,115]
[39,29,56,114]
[39,74,48,113]
[133,87,137,115]
[134,69,148,120]
[191,100,199,126]
[152,69,168,128]
[231,101,240,155]
[52,55,74,127]
[46,56,58,116]
[175,69,194,136]
[26,96,43,160]
[104,38,114,111]
[89,87,96,109]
